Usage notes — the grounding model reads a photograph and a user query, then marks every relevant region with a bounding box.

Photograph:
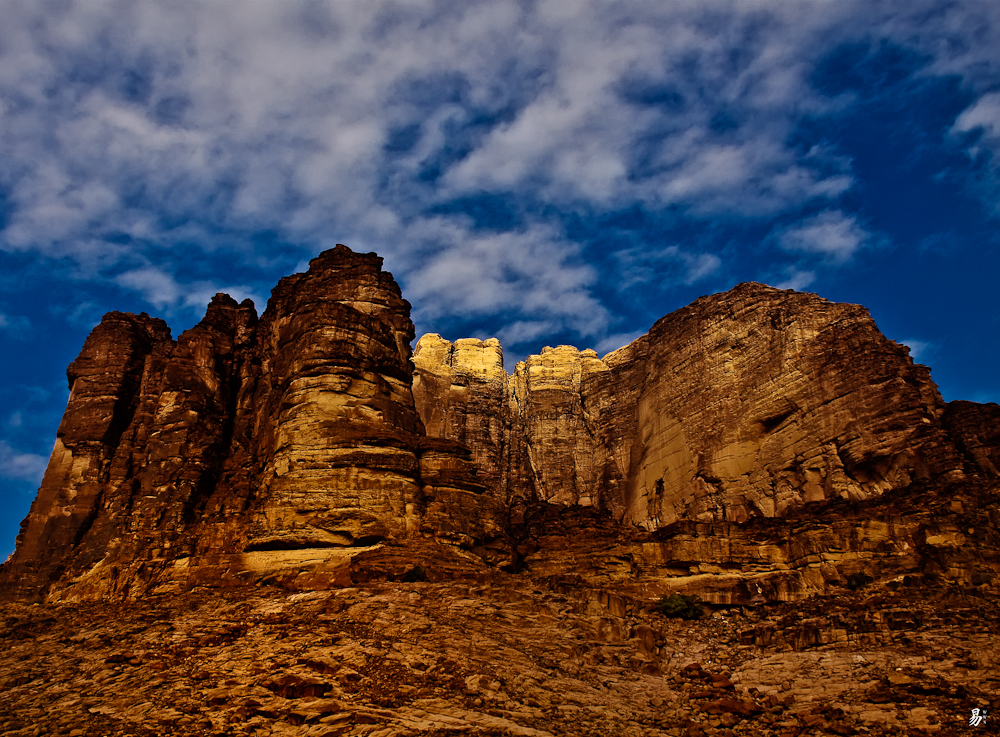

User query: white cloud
[773,268,817,291]
[494,320,561,347]
[899,338,934,362]
[0,3,864,258]
[614,244,722,289]
[0,312,31,337]
[403,220,609,341]
[115,267,183,311]
[595,330,646,356]
[661,246,722,285]
[0,1,997,352]
[952,91,1000,212]
[776,210,871,264]
[115,266,260,317]
[0,440,47,485]
[953,92,1000,141]
[7,412,23,429]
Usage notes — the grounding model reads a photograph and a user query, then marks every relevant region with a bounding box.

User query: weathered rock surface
[0,246,500,602]
[944,399,1000,476]
[1,556,997,736]
[411,335,510,500]
[1,298,254,600]
[3,247,1000,617]
[414,284,981,531]
[3,243,1000,736]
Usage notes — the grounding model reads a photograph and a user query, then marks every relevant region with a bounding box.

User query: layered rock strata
[3,248,999,603]
[943,399,1000,476]
[2,555,998,736]
[414,284,984,530]
[1,246,499,601]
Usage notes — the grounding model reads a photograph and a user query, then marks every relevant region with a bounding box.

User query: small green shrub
[654,593,704,620]
[845,572,874,591]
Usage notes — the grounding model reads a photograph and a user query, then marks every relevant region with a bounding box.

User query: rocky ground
[2,571,997,737]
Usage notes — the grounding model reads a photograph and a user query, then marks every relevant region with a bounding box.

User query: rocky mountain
[1,246,501,601]
[2,243,999,736]
[413,284,968,527]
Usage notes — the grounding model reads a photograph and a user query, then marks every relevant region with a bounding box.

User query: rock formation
[943,399,1000,476]
[0,246,500,601]
[3,243,1000,736]
[413,284,975,530]
[3,563,998,737]
[2,245,999,607]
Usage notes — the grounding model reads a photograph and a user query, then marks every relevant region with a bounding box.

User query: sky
[2,0,1000,558]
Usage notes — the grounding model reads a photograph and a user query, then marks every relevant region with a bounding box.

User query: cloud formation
[953,91,1000,212]
[0,312,31,337]
[0,441,47,486]
[0,0,998,351]
[775,211,872,264]
[115,266,260,317]
[3,1,1000,559]
[899,339,934,363]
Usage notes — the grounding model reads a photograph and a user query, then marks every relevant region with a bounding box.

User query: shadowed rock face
[2,300,253,600]
[413,284,978,528]
[943,399,1000,476]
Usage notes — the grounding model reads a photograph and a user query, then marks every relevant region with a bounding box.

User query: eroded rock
[413,284,982,531]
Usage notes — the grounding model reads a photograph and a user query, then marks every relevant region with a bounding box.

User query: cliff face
[620,284,966,527]
[413,284,975,530]
[1,300,253,600]
[2,247,998,603]
[943,399,1000,476]
[4,247,1000,737]
[0,246,500,600]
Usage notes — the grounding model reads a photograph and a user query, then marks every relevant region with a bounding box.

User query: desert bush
[654,593,704,620]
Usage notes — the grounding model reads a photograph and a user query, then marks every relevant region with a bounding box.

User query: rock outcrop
[3,247,999,606]
[944,399,1000,476]
[4,243,1000,737]
[413,284,978,530]
[2,553,998,736]
[0,299,253,600]
[0,246,500,601]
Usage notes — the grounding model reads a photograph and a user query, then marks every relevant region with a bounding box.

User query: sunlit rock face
[411,336,615,508]
[0,246,500,601]
[235,245,427,551]
[3,246,996,603]
[412,335,510,500]
[620,283,967,528]
[413,283,973,529]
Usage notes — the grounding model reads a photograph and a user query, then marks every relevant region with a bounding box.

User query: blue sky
[2,1,999,558]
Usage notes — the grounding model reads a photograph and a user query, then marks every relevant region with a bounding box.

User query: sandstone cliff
[3,247,999,606]
[3,245,1000,737]
[0,246,500,600]
[413,284,979,531]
